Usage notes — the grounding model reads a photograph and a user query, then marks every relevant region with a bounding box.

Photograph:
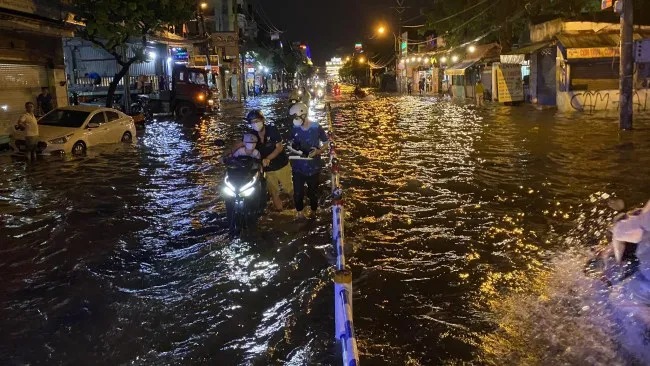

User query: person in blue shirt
[289,102,328,220]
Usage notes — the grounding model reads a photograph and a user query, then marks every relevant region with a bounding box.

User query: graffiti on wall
[569,89,649,113]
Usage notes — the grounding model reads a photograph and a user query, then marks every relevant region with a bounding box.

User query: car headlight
[240,186,255,197]
[208,99,214,105]
[48,134,72,144]
[223,186,236,197]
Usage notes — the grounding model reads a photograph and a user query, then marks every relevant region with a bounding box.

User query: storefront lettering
[567,47,619,59]
[496,64,523,102]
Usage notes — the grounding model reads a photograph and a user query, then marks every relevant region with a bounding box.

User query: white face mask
[245,143,256,151]
[293,118,303,127]
[251,122,263,131]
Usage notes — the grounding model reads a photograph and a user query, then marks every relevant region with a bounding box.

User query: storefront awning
[444,60,477,76]
[500,41,554,63]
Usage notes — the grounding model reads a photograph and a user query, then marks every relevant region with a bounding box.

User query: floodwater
[2,94,650,365]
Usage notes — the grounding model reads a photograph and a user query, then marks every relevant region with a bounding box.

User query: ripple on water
[2,95,650,364]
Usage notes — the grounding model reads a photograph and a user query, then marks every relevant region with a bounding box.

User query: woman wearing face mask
[241,109,293,211]
[288,102,328,220]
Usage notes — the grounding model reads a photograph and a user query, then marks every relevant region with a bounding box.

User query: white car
[12,106,136,155]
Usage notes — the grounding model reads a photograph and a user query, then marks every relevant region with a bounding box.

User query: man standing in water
[245,110,293,211]
[288,102,328,220]
[16,102,39,161]
[475,79,485,107]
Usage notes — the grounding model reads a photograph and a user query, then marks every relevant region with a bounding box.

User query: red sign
[601,0,613,9]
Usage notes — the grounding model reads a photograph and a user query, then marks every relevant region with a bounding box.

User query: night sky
[259,0,431,65]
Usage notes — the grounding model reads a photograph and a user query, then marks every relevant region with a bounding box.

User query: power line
[403,0,491,29]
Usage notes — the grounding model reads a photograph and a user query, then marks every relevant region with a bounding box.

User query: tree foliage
[422,0,601,51]
[71,0,197,106]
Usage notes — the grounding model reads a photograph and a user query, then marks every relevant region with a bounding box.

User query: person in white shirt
[16,102,39,160]
[231,133,261,159]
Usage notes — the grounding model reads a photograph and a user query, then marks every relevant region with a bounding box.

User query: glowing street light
[417,57,422,62]
[200,2,208,9]
[468,45,476,53]
[410,57,415,62]
[264,66,269,73]
[377,26,386,35]
[258,65,264,71]
[451,55,459,63]
[440,56,447,63]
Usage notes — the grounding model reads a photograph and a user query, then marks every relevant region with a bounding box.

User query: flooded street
[2,94,650,365]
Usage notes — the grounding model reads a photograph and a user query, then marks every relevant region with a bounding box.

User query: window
[39,109,90,128]
[105,111,120,122]
[88,112,106,125]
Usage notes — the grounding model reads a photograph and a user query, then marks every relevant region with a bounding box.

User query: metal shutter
[0,63,49,134]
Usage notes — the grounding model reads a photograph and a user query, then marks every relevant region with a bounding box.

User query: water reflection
[2,94,650,364]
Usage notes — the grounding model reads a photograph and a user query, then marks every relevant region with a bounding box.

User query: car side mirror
[87,122,100,129]
[215,139,226,147]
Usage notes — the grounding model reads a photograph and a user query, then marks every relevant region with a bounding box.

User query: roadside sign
[496,64,523,102]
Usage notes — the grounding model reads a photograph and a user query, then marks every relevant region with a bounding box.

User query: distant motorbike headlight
[208,99,214,106]
[317,90,324,97]
[223,186,236,197]
[240,186,255,197]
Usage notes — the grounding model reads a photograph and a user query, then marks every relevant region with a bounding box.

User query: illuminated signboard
[355,43,363,50]
[171,47,189,63]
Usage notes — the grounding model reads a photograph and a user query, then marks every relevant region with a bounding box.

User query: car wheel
[175,102,195,118]
[71,141,86,155]
[121,131,132,143]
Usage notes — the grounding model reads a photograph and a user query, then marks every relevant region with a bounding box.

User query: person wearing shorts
[17,102,39,161]
[245,109,293,211]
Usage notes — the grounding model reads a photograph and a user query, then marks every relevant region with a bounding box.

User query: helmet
[289,102,308,120]
[245,109,265,122]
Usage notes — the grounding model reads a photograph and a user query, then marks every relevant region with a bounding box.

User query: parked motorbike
[129,95,152,128]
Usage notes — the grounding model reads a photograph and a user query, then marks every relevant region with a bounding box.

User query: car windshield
[39,109,91,128]
[188,71,207,85]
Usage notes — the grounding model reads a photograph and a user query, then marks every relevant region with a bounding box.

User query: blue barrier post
[327,102,360,365]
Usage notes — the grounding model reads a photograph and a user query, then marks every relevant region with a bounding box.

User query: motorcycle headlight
[225,176,235,191]
[240,175,257,192]
[223,186,236,197]
[208,99,214,106]
[240,186,255,197]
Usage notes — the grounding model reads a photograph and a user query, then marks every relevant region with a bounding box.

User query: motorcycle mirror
[215,139,226,147]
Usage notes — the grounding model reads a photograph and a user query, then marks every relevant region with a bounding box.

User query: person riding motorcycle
[353,85,367,99]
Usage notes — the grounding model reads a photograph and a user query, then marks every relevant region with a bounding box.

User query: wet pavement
[2,93,650,365]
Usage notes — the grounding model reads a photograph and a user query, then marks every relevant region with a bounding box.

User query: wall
[557,89,650,112]
[63,38,160,82]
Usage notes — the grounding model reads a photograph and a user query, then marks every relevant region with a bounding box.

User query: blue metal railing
[326,102,359,365]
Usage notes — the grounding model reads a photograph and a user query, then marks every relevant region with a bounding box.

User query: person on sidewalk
[407,80,413,95]
[475,79,485,107]
[16,102,39,161]
[289,102,328,220]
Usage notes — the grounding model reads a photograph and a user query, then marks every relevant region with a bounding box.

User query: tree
[71,0,197,107]
[422,0,601,52]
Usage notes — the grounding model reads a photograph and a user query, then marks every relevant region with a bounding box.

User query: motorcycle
[129,95,153,128]
[218,146,267,234]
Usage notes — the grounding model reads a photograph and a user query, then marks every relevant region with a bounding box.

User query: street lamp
[468,45,476,53]
[200,2,207,9]
[377,26,386,35]
[451,55,459,63]
[440,56,447,64]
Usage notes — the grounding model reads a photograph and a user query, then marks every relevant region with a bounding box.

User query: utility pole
[619,0,634,130]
